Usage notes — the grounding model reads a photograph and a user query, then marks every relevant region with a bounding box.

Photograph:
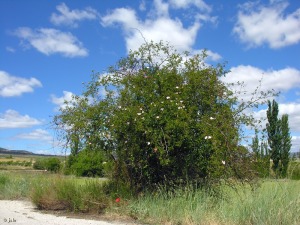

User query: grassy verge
[30,176,109,213]
[1,171,299,225]
[128,180,300,225]
[0,171,35,199]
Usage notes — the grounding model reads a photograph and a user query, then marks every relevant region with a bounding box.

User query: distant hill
[0,147,33,155]
[0,147,60,157]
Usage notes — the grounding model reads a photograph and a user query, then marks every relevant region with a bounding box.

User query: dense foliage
[33,157,61,173]
[54,41,275,192]
[65,149,105,177]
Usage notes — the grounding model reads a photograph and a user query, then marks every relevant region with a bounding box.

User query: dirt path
[0,200,137,225]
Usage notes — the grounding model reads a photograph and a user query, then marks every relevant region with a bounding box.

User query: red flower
[115,197,121,203]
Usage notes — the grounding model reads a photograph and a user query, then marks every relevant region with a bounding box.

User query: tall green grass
[1,170,299,224]
[0,171,33,199]
[30,176,109,212]
[128,180,300,225]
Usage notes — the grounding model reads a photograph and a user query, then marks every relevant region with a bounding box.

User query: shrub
[33,157,62,173]
[54,41,275,194]
[66,150,105,177]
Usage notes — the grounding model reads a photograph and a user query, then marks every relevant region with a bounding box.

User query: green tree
[251,130,260,158]
[54,41,276,193]
[266,100,281,175]
[280,114,291,177]
[250,130,270,177]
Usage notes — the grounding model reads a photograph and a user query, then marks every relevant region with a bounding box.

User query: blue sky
[1,0,300,155]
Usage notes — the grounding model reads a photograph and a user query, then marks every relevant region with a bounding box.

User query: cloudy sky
[1,0,300,154]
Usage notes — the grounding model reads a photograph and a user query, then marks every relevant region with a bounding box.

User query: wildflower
[127,122,130,125]
[147,142,151,145]
[102,162,107,165]
[137,113,142,116]
[205,136,212,140]
[156,116,160,119]
[180,100,183,103]
[178,107,182,109]
[176,86,179,89]
[222,160,226,165]
[118,106,122,109]
[161,108,164,111]
[115,197,121,203]
[166,96,170,99]
[140,108,143,110]
[210,117,215,120]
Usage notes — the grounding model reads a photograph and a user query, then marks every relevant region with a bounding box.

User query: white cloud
[14,27,88,57]
[0,110,42,128]
[233,1,300,48]
[6,47,15,53]
[51,91,75,110]
[0,71,42,97]
[222,65,300,101]
[168,0,211,12]
[139,0,147,11]
[50,3,98,27]
[279,103,300,132]
[102,8,200,53]
[101,0,215,53]
[16,129,53,142]
[291,136,300,152]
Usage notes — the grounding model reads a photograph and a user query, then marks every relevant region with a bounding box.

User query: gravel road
[0,200,137,225]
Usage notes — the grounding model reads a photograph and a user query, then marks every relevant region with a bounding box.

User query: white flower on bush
[137,113,142,116]
[147,142,151,145]
[222,160,226,165]
[205,136,212,140]
[166,96,170,99]
[156,116,160,119]
[210,117,215,120]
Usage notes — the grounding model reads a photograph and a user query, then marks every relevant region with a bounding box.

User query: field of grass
[127,180,300,225]
[1,156,300,225]
[0,170,299,225]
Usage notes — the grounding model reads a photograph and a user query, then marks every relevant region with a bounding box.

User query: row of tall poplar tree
[252,99,292,177]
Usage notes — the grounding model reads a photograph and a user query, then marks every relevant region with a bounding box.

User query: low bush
[33,157,61,173]
[65,150,104,177]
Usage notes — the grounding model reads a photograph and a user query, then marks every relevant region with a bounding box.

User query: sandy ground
[0,200,137,225]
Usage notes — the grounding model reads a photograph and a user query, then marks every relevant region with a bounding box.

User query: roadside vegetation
[0,170,299,224]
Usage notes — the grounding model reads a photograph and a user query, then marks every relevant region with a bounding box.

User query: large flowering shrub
[54,42,273,192]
